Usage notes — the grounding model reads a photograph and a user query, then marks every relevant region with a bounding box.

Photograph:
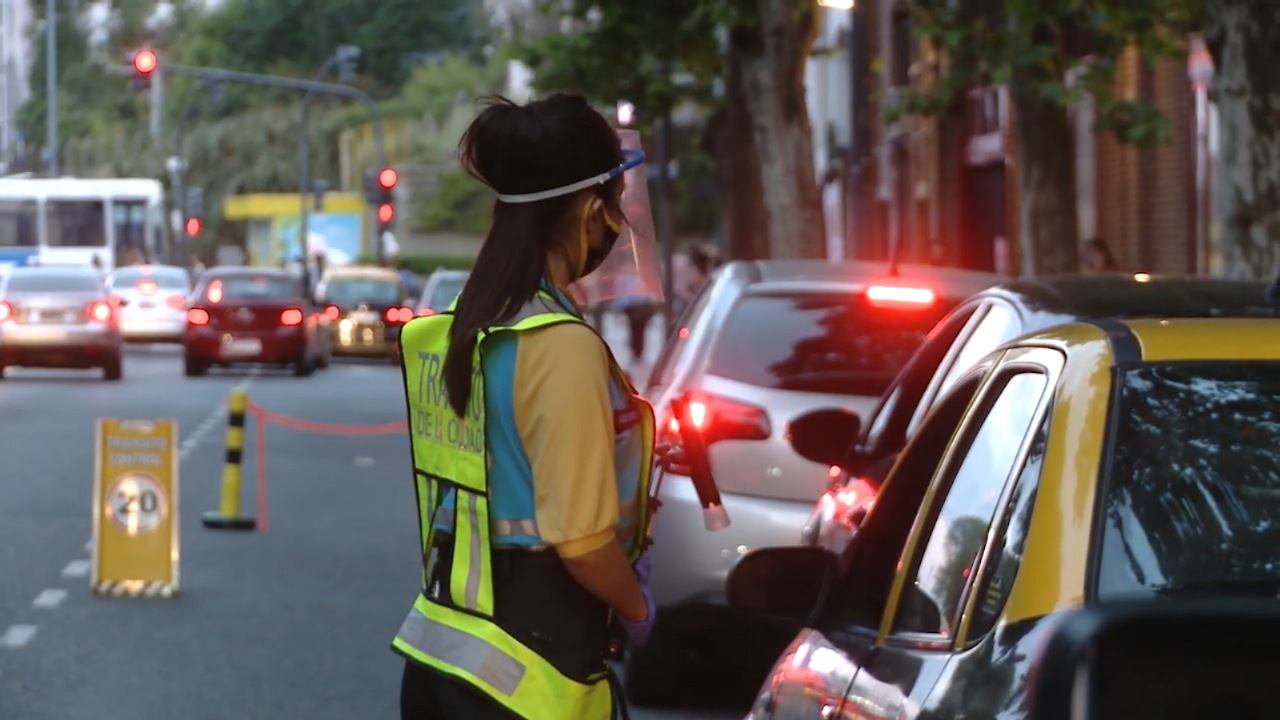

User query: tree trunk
[728,0,826,260]
[1009,74,1079,275]
[706,48,769,261]
[1205,0,1280,280]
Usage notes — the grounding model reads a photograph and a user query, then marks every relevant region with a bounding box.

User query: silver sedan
[106,264,192,343]
[0,266,124,380]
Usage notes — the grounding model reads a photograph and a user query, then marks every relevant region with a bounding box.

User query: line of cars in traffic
[634,259,1280,719]
[0,262,468,380]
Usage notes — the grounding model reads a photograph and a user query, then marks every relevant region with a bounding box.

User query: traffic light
[376,167,397,233]
[128,49,158,91]
[185,188,204,240]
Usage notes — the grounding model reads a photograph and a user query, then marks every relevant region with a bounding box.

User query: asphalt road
[0,317,746,720]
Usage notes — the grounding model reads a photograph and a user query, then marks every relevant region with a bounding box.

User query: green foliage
[416,170,492,235]
[894,0,1207,148]
[327,52,507,129]
[518,0,722,129]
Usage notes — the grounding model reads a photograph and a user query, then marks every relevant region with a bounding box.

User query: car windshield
[705,291,948,396]
[4,272,101,293]
[1097,362,1280,599]
[110,267,188,291]
[208,275,295,301]
[326,278,400,306]
[425,276,466,309]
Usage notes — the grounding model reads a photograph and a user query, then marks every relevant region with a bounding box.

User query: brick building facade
[845,0,1210,277]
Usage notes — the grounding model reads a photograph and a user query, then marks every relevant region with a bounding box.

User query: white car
[106,264,192,343]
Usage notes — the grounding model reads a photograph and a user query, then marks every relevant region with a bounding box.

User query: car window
[890,371,1048,638]
[906,303,1020,438]
[4,272,101,293]
[864,305,981,454]
[967,419,1048,640]
[1096,362,1280,599]
[832,372,989,632]
[426,276,466,309]
[323,278,401,305]
[109,267,189,290]
[648,279,715,390]
[707,292,947,396]
[206,275,295,301]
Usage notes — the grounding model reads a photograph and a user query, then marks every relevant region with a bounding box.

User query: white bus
[0,178,169,273]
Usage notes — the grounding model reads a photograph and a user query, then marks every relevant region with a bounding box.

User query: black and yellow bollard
[202,388,257,530]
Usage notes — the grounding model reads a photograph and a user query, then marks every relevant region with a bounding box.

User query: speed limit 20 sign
[92,419,180,597]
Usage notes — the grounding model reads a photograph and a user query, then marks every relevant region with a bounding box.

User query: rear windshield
[110,267,189,290]
[5,272,101,293]
[706,291,946,396]
[426,276,466,309]
[325,278,401,305]
[207,274,295,301]
[1097,362,1280,599]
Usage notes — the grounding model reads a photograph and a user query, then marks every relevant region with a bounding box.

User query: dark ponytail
[441,94,623,416]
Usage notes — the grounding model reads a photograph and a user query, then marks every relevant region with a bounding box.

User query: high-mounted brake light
[865,285,936,307]
[206,280,224,304]
[187,308,210,326]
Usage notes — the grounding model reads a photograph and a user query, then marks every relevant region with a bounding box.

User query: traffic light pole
[131,63,387,170]
[299,57,339,274]
[172,76,219,267]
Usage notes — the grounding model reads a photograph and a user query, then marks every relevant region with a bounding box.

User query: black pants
[623,306,655,362]
[401,661,522,719]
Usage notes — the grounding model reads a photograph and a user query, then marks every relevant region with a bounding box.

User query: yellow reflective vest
[392,291,655,720]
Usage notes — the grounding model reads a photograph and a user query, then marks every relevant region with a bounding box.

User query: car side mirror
[1028,599,1280,720]
[787,408,862,467]
[727,546,839,624]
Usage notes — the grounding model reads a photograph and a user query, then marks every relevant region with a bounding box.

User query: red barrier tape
[245,400,408,435]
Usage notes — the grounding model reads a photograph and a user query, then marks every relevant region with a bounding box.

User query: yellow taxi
[314,265,413,360]
[728,316,1280,719]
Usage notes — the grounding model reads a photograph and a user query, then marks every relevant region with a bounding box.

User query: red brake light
[88,301,112,323]
[108,294,123,307]
[0,301,11,322]
[417,307,436,317]
[187,308,210,326]
[137,280,158,296]
[206,280,223,304]
[165,294,186,310]
[659,394,771,475]
[678,327,689,339]
[385,306,413,324]
[280,308,304,326]
[865,285,936,308]
[324,305,341,321]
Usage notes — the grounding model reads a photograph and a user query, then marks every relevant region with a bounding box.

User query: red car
[182,268,330,377]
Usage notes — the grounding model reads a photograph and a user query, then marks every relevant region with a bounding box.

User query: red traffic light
[133,50,158,76]
[377,168,398,190]
[185,217,202,237]
[377,203,395,224]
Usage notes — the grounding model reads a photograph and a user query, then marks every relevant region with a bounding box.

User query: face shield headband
[493,148,646,204]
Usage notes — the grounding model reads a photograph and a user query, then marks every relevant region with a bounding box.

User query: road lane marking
[0,625,37,648]
[31,589,67,609]
[61,559,90,578]
[177,370,258,461]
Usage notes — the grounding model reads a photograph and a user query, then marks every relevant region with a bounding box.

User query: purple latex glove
[620,554,656,649]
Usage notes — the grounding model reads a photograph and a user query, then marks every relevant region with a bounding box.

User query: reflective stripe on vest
[394,290,647,719]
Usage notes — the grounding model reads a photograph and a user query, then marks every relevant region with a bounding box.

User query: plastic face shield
[493,129,664,308]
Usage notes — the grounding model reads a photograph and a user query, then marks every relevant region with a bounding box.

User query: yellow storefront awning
[223,193,367,220]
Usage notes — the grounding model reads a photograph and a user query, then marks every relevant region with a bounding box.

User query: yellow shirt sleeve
[513,322,619,559]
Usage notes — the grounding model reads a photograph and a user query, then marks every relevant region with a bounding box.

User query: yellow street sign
[92,419,180,598]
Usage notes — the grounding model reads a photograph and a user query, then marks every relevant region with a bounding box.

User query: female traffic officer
[392,93,656,720]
